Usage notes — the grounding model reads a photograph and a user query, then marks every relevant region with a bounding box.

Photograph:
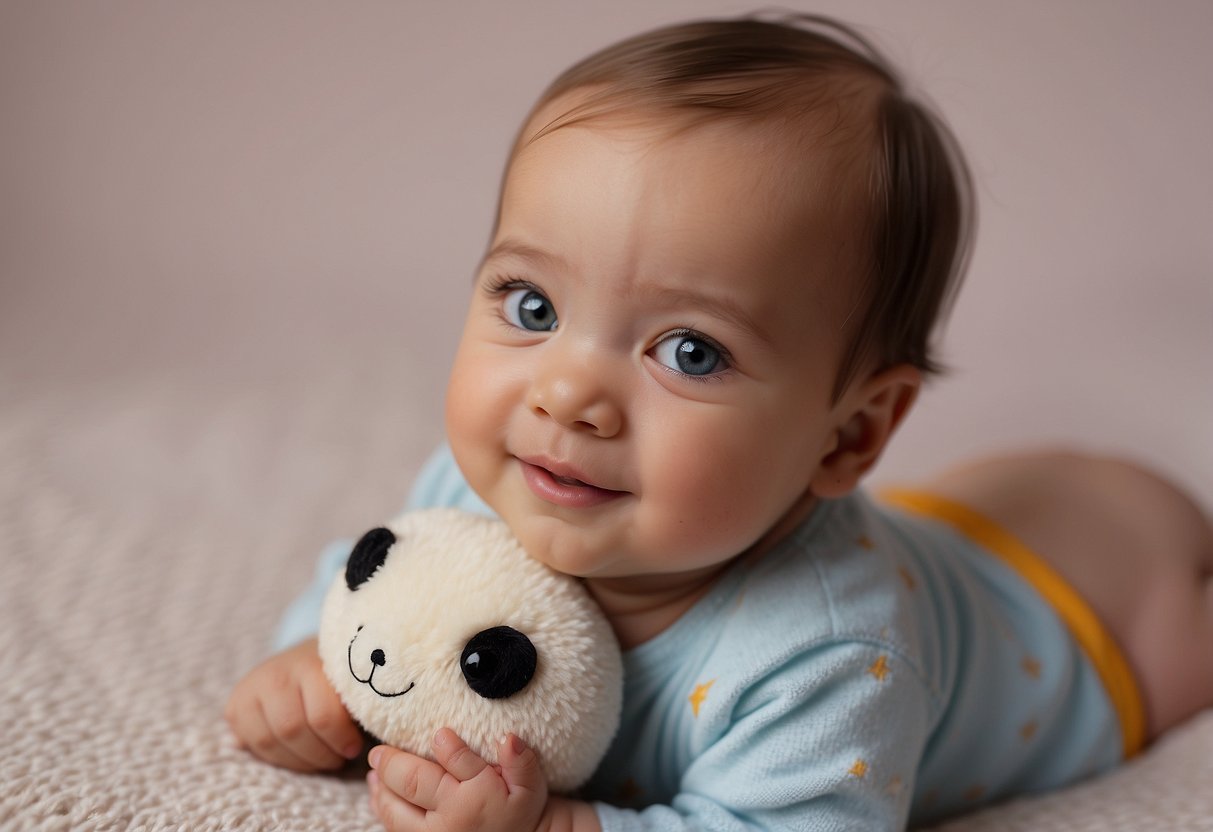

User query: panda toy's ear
[345,527,396,591]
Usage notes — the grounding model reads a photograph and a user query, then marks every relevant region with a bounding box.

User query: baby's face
[446,109,865,583]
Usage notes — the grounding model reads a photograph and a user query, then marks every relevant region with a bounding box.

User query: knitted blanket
[3,372,1211,832]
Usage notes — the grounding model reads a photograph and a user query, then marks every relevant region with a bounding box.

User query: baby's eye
[652,331,727,377]
[503,287,558,332]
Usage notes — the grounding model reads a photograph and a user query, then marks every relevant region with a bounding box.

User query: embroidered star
[867,655,891,682]
[1021,656,1042,679]
[688,679,716,717]
[885,776,905,797]
[1020,720,1038,741]
[849,759,869,779]
[856,535,876,550]
[897,565,918,591]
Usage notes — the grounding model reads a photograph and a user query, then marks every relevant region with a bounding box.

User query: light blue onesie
[276,445,1145,830]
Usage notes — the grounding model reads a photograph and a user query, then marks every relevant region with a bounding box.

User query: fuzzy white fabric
[318,509,622,792]
[3,373,1213,831]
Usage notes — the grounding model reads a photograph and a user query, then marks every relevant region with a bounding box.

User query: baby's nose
[371,648,386,667]
[527,356,624,438]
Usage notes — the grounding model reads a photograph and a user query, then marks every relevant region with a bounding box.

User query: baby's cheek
[647,445,804,558]
[640,476,761,563]
[445,378,506,508]
[445,346,505,450]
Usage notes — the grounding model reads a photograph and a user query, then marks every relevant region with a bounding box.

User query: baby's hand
[224,637,364,772]
[367,728,547,832]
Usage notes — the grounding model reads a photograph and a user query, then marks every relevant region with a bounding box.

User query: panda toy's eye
[460,626,537,699]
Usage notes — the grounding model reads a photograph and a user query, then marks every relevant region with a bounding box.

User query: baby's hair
[498,12,974,399]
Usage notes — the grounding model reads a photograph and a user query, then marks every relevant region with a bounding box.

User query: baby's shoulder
[714,493,934,674]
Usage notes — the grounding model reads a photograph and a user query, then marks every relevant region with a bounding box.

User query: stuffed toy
[318,508,623,792]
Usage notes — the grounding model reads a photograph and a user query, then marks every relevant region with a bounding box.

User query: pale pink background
[2,0,1211,521]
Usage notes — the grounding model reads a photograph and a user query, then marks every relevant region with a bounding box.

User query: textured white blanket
[3,375,1212,832]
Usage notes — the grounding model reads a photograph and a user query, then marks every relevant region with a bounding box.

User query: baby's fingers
[227,696,314,772]
[368,768,425,831]
[432,728,493,782]
[261,688,347,771]
[300,671,364,762]
[370,745,452,812]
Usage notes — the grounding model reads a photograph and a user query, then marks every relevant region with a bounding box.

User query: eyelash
[482,274,535,296]
[482,274,546,333]
[481,274,733,383]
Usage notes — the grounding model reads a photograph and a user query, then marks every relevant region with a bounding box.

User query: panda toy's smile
[347,627,415,698]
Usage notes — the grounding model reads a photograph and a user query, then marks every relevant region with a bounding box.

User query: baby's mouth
[551,473,589,487]
[516,457,627,508]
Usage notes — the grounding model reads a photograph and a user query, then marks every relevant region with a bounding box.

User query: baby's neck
[586,493,820,649]
[585,566,728,650]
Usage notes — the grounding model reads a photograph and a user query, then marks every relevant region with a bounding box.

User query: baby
[225,13,1213,831]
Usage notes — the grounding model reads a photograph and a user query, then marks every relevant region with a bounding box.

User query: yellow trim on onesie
[878,488,1146,759]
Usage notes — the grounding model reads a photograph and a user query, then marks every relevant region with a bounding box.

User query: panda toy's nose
[371,649,386,667]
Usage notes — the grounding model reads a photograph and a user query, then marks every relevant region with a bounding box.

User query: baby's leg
[920,450,1213,740]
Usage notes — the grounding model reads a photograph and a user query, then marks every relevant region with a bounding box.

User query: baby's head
[445,14,973,582]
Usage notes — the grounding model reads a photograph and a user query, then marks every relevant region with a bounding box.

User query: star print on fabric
[856,535,876,550]
[885,776,905,797]
[1021,656,1042,679]
[867,655,891,682]
[848,759,869,779]
[963,784,986,802]
[1020,720,1038,741]
[688,679,716,717]
[897,565,917,591]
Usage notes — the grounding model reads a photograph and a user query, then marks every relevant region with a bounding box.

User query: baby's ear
[810,364,920,499]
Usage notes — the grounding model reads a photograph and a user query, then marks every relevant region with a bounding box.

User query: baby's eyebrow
[480,238,569,274]
[643,285,772,349]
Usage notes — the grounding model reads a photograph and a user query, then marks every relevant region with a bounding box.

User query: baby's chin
[507,515,615,577]
[512,528,722,593]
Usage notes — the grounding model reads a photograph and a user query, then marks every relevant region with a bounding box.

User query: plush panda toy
[318,508,623,792]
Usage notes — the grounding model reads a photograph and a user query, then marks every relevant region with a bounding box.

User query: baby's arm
[224,637,365,772]
[367,642,932,831]
[595,642,931,831]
